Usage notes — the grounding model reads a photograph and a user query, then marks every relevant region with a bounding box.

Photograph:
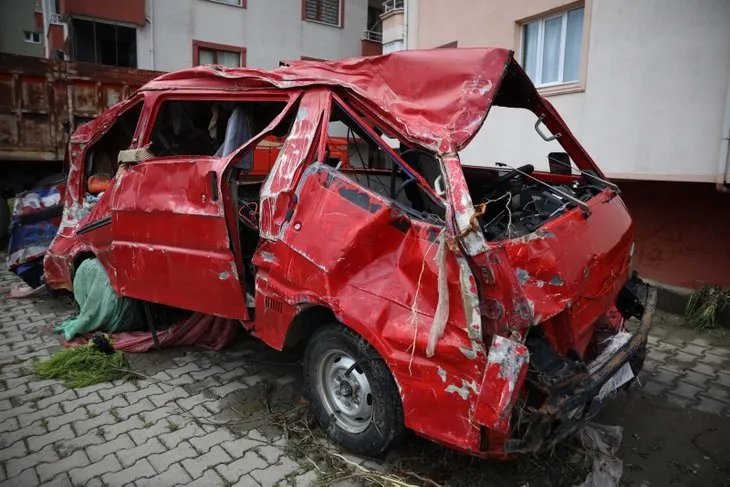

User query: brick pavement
[1,260,729,486]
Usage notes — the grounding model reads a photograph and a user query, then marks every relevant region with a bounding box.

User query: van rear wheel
[303,323,405,457]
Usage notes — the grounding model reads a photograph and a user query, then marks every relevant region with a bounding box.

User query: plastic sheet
[67,313,241,352]
[574,422,624,487]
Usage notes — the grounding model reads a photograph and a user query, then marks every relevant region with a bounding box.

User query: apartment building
[400,0,730,291]
[0,0,383,70]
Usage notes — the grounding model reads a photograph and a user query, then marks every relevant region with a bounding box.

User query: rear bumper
[504,279,657,455]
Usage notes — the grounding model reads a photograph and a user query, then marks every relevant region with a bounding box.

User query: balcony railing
[383,0,404,14]
[363,30,383,43]
[49,13,63,24]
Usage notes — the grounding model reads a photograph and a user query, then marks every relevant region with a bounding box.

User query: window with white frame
[208,0,242,5]
[304,0,342,27]
[521,6,584,87]
[23,31,41,44]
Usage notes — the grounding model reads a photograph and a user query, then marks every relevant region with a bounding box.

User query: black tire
[303,323,405,457]
[0,196,9,241]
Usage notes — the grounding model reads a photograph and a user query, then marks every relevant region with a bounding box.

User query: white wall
[416,0,730,182]
[136,0,368,72]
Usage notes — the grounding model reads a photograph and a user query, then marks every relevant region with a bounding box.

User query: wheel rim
[315,348,374,433]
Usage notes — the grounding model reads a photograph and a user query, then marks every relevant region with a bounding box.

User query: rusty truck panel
[0,53,162,164]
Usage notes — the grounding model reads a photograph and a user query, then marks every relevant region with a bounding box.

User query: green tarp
[54,258,144,340]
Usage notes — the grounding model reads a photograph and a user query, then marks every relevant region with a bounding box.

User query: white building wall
[415,0,730,182]
[135,0,368,72]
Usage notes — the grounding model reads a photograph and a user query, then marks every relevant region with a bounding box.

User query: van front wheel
[303,323,405,457]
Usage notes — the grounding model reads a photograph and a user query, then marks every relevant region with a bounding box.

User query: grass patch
[686,284,730,331]
[34,344,131,389]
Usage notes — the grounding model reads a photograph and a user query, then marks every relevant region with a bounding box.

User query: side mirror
[548,152,571,175]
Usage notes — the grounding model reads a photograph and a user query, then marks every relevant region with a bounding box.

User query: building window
[303,0,343,27]
[23,31,41,44]
[206,0,245,6]
[521,6,584,87]
[193,40,246,67]
[71,19,137,68]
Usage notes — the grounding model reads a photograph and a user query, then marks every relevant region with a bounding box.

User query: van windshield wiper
[495,162,591,215]
[547,155,621,194]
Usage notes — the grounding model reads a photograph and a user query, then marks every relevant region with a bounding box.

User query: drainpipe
[717,63,730,193]
[147,0,155,69]
[403,0,408,50]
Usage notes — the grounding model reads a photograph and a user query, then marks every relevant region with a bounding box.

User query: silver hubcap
[315,349,373,433]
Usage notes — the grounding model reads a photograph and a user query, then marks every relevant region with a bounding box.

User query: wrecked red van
[43,48,655,458]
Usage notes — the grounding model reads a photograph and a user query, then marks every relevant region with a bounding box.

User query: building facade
[0,1,45,58]
[1,0,383,70]
[407,0,730,290]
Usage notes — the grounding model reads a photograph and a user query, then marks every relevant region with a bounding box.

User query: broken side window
[84,100,142,196]
[324,99,445,222]
[148,99,288,159]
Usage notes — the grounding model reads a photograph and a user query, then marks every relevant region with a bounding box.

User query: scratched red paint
[43,48,652,458]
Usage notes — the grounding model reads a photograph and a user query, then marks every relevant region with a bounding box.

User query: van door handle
[208,171,218,201]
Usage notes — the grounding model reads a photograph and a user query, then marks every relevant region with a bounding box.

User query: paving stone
[251,456,300,486]
[184,468,224,487]
[85,394,130,417]
[211,381,248,399]
[68,454,123,485]
[0,417,19,434]
[148,440,198,473]
[0,467,39,487]
[73,411,117,436]
[99,395,145,420]
[149,387,188,408]
[135,463,193,486]
[167,362,202,378]
[651,366,681,386]
[680,370,713,389]
[157,422,208,449]
[117,438,166,468]
[36,389,75,410]
[98,381,139,401]
[704,347,730,358]
[703,385,730,403]
[673,381,707,400]
[232,474,260,487]
[692,362,719,377]
[0,440,28,461]
[39,472,73,487]
[294,470,319,487]
[189,429,237,454]
[73,381,115,397]
[221,436,265,459]
[712,371,730,388]
[101,415,146,442]
[216,450,268,483]
[60,391,104,414]
[101,458,156,486]
[175,393,217,412]
[699,353,728,366]
[88,433,135,462]
[696,395,729,416]
[257,445,285,463]
[666,393,695,409]
[5,445,58,478]
[125,383,164,404]
[37,449,90,483]
[182,445,232,479]
[27,424,76,452]
[46,407,88,432]
[190,366,226,382]
[16,403,62,428]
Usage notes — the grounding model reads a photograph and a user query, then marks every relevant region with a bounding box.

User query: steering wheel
[393,178,415,199]
[481,164,535,194]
